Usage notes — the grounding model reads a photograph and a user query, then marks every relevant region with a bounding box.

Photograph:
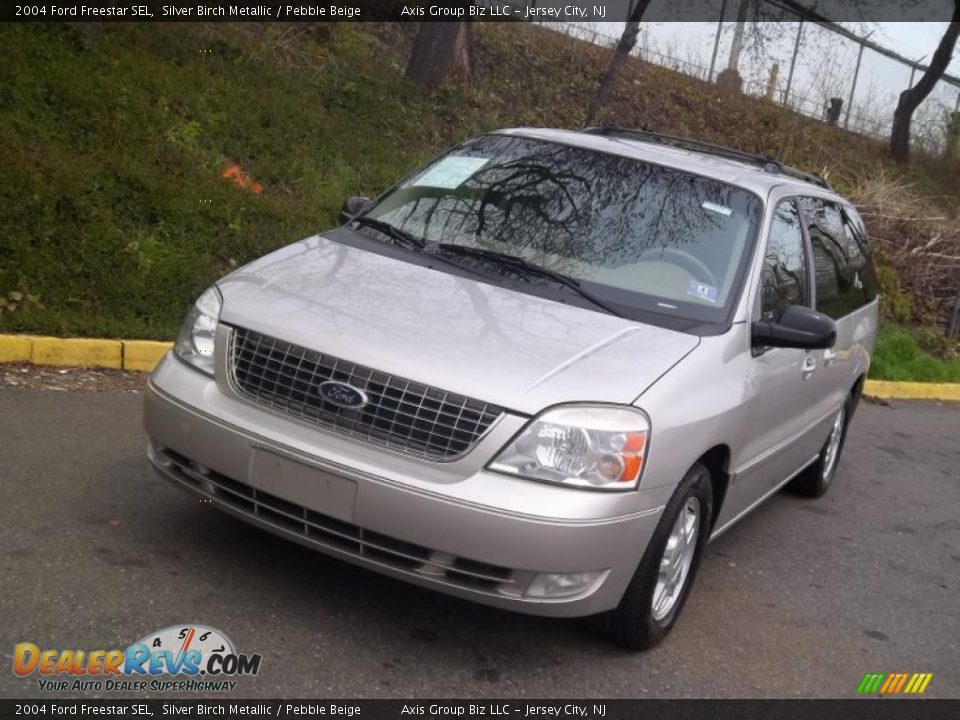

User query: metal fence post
[707,0,728,83]
[783,20,803,107]
[844,35,869,130]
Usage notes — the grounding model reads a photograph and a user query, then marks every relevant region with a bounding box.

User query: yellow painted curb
[0,334,33,363]
[32,336,123,369]
[124,340,174,372]
[864,379,960,402]
[0,333,172,372]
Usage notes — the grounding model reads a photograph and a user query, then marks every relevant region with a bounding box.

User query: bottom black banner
[1,700,959,720]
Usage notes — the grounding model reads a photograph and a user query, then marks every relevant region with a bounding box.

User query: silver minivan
[144,128,879,649]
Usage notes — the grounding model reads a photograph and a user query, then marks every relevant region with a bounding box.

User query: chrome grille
[228,327,503,460]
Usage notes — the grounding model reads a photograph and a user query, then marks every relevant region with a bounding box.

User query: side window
[841,205,879,304]
[800,197,867,320]
[761,200,808,321]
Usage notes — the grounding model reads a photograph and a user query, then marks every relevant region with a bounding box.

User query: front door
[719,199,823,526]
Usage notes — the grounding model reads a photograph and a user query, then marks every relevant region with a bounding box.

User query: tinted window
[800,197,875,319]
[761,201,808,320]
[362,134,763,325]
[841,206,879,304]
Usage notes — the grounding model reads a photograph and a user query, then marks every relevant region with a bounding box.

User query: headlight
[488,405,649,491]
[174,286,222,376]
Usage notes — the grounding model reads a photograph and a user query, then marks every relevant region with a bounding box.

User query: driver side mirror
[339,196,372,224]
[752,305,836,350]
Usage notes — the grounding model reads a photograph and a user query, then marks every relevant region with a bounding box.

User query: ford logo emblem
[317,381,368,409]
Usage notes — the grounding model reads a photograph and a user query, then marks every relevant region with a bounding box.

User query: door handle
[802,354,817,380]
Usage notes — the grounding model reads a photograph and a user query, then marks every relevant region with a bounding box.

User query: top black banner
[1,0,957,23]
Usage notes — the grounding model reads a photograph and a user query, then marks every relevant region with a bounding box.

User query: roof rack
[581,126,833,191]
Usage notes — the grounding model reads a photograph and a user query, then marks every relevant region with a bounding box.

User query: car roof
[494,128,844,202]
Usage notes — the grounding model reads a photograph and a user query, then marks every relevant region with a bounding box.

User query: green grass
[870,326,960,382]
[2,20,959,389]
[0,23,474,339]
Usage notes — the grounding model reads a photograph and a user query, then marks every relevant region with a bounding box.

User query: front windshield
[363,134,763,324]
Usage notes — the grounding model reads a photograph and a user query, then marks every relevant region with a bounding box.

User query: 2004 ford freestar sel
[144,128,879,649]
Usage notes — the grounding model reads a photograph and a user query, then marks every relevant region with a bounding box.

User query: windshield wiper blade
[351,218,494,280]
[351,216,426,250]
[436,244,623,318]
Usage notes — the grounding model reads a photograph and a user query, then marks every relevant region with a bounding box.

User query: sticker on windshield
[702,201,733,216]
[686,279,719,304]
[413,156,489,189]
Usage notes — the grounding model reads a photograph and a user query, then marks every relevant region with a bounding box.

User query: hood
[217,232,700,415]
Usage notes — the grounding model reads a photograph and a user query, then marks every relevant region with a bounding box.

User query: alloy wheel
[821,406,846,484]
[652,496,700,621]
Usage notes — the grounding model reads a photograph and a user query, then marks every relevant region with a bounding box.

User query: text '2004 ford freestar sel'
[144,128,879,649]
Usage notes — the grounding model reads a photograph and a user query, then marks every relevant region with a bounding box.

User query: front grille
[156,447,519,593]
[228,327,503,460]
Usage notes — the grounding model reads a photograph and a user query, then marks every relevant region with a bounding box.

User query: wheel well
[697,444,730,528]
[850,374,866,413]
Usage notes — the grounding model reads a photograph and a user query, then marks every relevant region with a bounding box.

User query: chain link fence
[522,1,960,156]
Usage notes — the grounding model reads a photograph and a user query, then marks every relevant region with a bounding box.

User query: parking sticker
[413,156,490,189]
[686,279,719,303]
[702,201,733,216]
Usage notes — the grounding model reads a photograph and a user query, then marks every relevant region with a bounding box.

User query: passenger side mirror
[752,305,836,350]
[339,196,373,224]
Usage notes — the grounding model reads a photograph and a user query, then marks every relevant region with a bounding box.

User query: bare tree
[890,4,960,163]
[585,0,793,124]
[585,0,653,125]
[405,22,473,90]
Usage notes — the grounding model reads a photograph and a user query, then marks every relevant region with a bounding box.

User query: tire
[592,462,713,650]
[787,397,850,498]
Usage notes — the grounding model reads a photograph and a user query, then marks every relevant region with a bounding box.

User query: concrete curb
[0,334,171,372]
[862,379,960,402]
[1,333,959,401]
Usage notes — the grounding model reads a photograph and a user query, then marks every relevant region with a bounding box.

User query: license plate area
[249,448,357,523]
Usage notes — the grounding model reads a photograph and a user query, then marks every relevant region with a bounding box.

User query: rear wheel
[592,462,712,650]
[788,399,849,498]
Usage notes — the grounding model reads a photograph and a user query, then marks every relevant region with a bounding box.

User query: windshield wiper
[436,244,623,318]
[351,217,496,280]
[351,216,426,250]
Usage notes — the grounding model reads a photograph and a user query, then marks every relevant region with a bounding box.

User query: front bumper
[143,353,669,617]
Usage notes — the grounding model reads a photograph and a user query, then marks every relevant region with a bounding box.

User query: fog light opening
[525,570,608,599]
[147,443,171,469]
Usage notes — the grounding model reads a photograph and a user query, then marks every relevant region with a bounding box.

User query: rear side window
[799,197,877,319]
[760,200,808,321]
[841,206,879,304]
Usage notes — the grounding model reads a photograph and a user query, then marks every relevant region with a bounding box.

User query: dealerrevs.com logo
[13,624,262,693]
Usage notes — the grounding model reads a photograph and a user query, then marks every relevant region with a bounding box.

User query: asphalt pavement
[1,387,958,698]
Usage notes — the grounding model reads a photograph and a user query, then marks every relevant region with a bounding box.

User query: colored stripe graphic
[858,672,933,695]
[858,674,885,693]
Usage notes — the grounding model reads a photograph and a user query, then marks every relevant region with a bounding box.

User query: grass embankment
[1,22,957,380]
[871,327,960,382]
[1,23,456,338]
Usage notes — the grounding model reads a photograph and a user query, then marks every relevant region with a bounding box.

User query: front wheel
[592,462,713,650]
